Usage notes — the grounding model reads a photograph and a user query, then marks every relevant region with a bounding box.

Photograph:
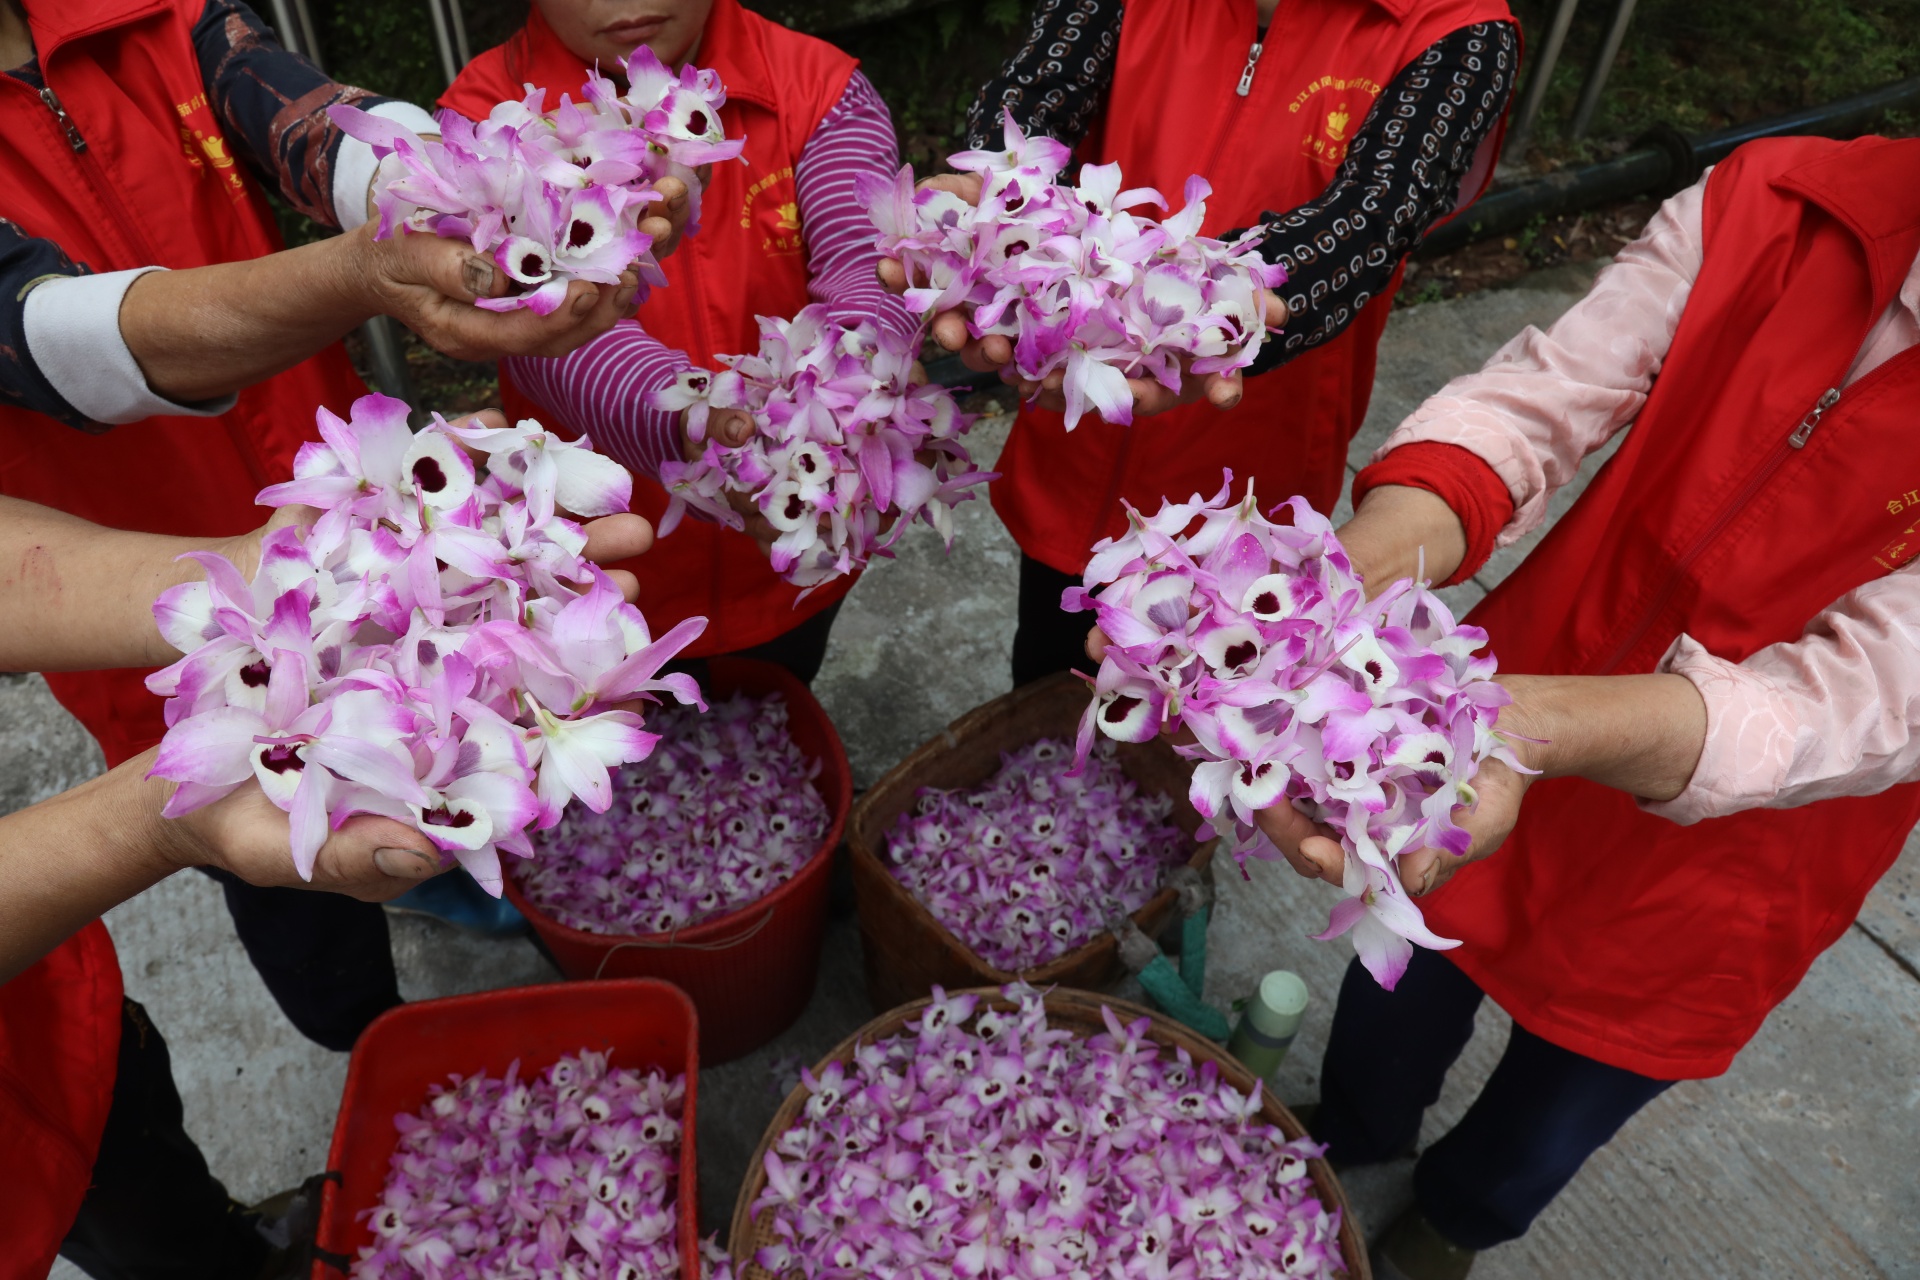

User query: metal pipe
[425,0,461,89]
[1569,0,1638,140]
[1420,73,1920,258]
[446,0,473,70]
[1502,0,1580,162]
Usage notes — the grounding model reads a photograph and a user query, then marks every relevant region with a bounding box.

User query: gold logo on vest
[1287,75,1381,167]
[175,90,247,202]
[1876,485,1920,570]
[740,165,803,257]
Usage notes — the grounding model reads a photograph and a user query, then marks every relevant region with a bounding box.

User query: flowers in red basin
[521,692,830,935]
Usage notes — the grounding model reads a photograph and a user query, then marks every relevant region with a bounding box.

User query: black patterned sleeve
[1246,21,1519,375]
[192,0,398,227]
[963,0,1123,151]
[0,219,97,433]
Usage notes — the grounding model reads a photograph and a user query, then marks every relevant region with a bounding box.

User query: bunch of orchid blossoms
[146,394,708,896]
[654,304,991,591]
[1066,474,1525,989]
[350,1051,733,1280]
[331,47,744,315]
[885,738,1186,971]
[861,113,1289,430]
[522,693,831,935]
[753,984,1344,1280]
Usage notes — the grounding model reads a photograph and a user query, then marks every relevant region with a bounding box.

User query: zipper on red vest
[39,86,85,152]
[1595,384,1843,674]
[1236,37,1266,96]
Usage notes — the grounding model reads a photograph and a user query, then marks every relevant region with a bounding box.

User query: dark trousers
[1012,554,1089,687]
[1314,947,1674,1251]
[60,1000,269,1280]
[211,600,845,1052]
[204,866,402,1053]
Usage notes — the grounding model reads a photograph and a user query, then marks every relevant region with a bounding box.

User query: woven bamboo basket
[728,987,1369,1280]
[848,672,1217,1010]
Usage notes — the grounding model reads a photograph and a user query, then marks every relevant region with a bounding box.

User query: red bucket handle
[590,907,777,979]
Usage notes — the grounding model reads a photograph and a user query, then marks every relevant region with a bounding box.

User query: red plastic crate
[313,979,699,1279]
[505,657,852,1063]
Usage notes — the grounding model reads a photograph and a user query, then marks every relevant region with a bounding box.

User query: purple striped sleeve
[504,320,690,482]
[795,71,919,347]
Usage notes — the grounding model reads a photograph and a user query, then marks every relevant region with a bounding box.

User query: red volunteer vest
[0,0,356,769]
[0,923,122,1278]
[992,0,1514,574]
[440,0,858,655]
[1427,136,1920,1079]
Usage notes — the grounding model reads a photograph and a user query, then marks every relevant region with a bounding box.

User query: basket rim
[505,657,852,947]
[728,986,1369,1280]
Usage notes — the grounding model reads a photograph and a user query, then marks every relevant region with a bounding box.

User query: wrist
[1338,484,1467,596]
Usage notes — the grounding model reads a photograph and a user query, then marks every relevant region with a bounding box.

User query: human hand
[679,406,776,551]
[644,174,693,260]
[156,771,444,902]
[358,222,645,361]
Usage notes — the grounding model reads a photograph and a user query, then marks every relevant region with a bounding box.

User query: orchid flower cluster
[520,693,830,936]
[146,394,708,895]
[350,1050,731,1280]
[861,112,1289,430]
[330,47,744,315]
[884,738,1187,971]
[1066,474,1524,990]
[753,985,1344,1280]
[653,305,991,591]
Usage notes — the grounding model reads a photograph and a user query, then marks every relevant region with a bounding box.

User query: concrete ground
[28,263,1920,1278]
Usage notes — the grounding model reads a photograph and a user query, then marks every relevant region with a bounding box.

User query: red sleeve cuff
[1352,442,1514,586]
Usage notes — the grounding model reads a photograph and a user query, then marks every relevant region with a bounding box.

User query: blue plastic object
[385,873,530,939]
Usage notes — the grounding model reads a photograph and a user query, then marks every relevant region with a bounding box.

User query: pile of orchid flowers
[147,394,707,895]
[885,738,1187,971]
[861,112,1288,430]
[331,47,744,315]
[1067,474,1524,989]
[654,305,991,590]
[521,693,830,936]
[753,984,1344,1280]
[350,1050,732,1280]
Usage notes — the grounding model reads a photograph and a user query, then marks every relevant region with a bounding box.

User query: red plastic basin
[505,657,853,1064]
[313,978,700,1279]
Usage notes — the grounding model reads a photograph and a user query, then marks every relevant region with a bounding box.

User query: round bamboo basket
[848,672,1218,1010]
[728,987,1369,1280]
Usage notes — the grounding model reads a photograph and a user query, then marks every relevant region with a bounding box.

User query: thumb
[411,231,505,302]
[711,408,756,449]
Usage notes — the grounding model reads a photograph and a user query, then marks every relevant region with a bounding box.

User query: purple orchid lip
[147,395,707,895]
[1065,472,1529,991]
[752,983,1345,1280]
[860,110,1290,431]
[521,692,829,935]
[652,304,994,595]
[328,46,744,317]
[886,737,1187,972]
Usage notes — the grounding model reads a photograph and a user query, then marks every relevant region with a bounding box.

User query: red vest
[0,0,357,770]
[0,922,122,1278]
[992,0,1514,574]
[440,0,858,656]
[1,3,356,1262]
[1427,136,1920,1079]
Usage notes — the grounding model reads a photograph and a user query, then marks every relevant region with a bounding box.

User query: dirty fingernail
[463,257,496,297]
[375,848,437,879]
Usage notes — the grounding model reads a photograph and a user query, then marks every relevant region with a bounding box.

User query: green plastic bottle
[1228,970,1309,1081]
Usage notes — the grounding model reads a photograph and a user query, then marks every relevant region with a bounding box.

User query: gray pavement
[31,266,1920,1277]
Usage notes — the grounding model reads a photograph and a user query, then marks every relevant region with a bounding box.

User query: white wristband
[22,269,238,426]
[334,100,443,232]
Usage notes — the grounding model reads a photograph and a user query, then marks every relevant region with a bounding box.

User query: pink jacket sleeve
[1641,561,1920,823]
[1373,177,1706,546]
